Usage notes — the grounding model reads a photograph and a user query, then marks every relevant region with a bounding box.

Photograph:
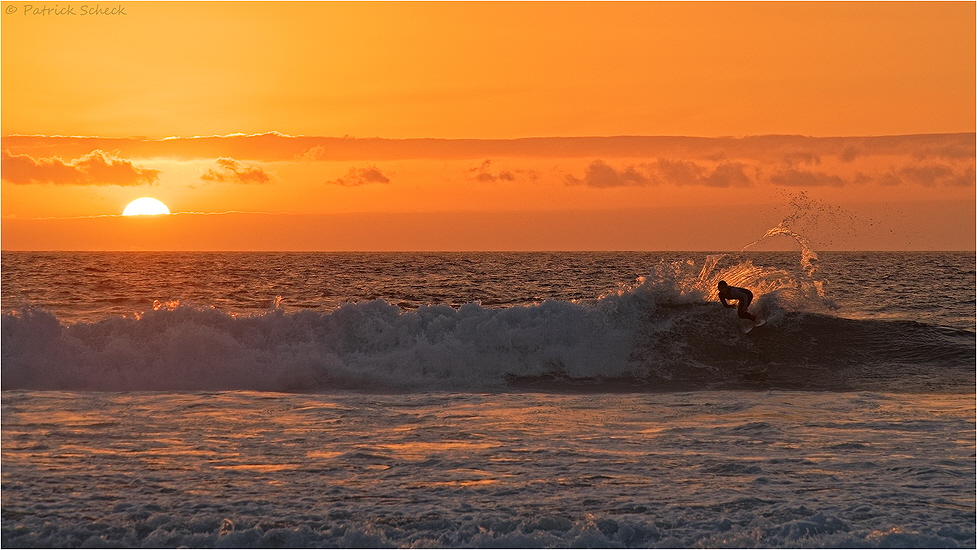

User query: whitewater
[2,251,972,393]
[2,246,974,548]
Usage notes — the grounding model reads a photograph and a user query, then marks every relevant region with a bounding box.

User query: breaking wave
[3,252,972,393]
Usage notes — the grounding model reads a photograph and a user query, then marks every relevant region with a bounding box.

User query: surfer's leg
[737,304,756,321]
[738,291,755,321]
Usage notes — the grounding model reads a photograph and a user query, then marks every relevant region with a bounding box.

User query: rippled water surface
[1,251,974,547]
[3,251,974,329]
[2,390,974,548]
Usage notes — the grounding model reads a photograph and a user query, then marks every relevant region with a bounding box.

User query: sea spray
[696,192,840,313]
[4,251,971,393]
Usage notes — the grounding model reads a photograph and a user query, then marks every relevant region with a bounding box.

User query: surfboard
[744,318,766,334]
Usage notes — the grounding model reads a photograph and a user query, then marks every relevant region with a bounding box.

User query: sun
[122,197,171,216]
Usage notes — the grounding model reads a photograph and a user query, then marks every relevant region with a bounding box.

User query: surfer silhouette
[717,280,757,322]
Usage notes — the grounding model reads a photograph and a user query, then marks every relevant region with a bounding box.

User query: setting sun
[122,197,170,216]
[0,3,973,547]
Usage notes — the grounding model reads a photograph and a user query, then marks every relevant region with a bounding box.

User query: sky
[1,1,974,251]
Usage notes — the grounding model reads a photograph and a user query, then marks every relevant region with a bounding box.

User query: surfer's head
[717,280,728,290]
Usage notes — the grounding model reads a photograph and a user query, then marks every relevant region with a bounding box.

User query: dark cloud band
[1,149,159,186]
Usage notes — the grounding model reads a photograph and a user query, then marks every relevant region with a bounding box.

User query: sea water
[2,250,974,548]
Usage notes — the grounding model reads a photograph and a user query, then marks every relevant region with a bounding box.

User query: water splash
[742,193,826,274]
[641,193,841,314]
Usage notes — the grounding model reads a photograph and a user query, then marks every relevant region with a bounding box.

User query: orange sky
[1,1,974,251]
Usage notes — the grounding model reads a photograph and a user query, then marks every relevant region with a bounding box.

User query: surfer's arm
[719,297,733,308]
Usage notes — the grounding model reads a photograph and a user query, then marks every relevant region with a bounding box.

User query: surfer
[717,280,757,322]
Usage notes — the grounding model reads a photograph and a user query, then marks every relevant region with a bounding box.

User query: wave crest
[3,257,971,392]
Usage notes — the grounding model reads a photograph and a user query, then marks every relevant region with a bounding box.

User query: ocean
[1,248,974,548]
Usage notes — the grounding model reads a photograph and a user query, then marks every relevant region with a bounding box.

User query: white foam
[2,297,637,391]
[0,255,842,392]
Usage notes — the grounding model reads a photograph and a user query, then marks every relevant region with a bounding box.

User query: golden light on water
[122,197,170,216]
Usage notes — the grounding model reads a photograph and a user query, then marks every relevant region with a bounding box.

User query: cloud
[654,160,752,187]
[769,169,846,187]
[703,161,753,187]
[469,160,531,183]
[200,157,272,184]
[565,160,652,187]
[3,132,974,163]
[839,145,861,163]
[296,145,327,162]
[326,166,391,186]
[654,159,708,186]
[1,149,159,186]
[769,162,976,188]
[566,159,752,188]
[895,163,974,187]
